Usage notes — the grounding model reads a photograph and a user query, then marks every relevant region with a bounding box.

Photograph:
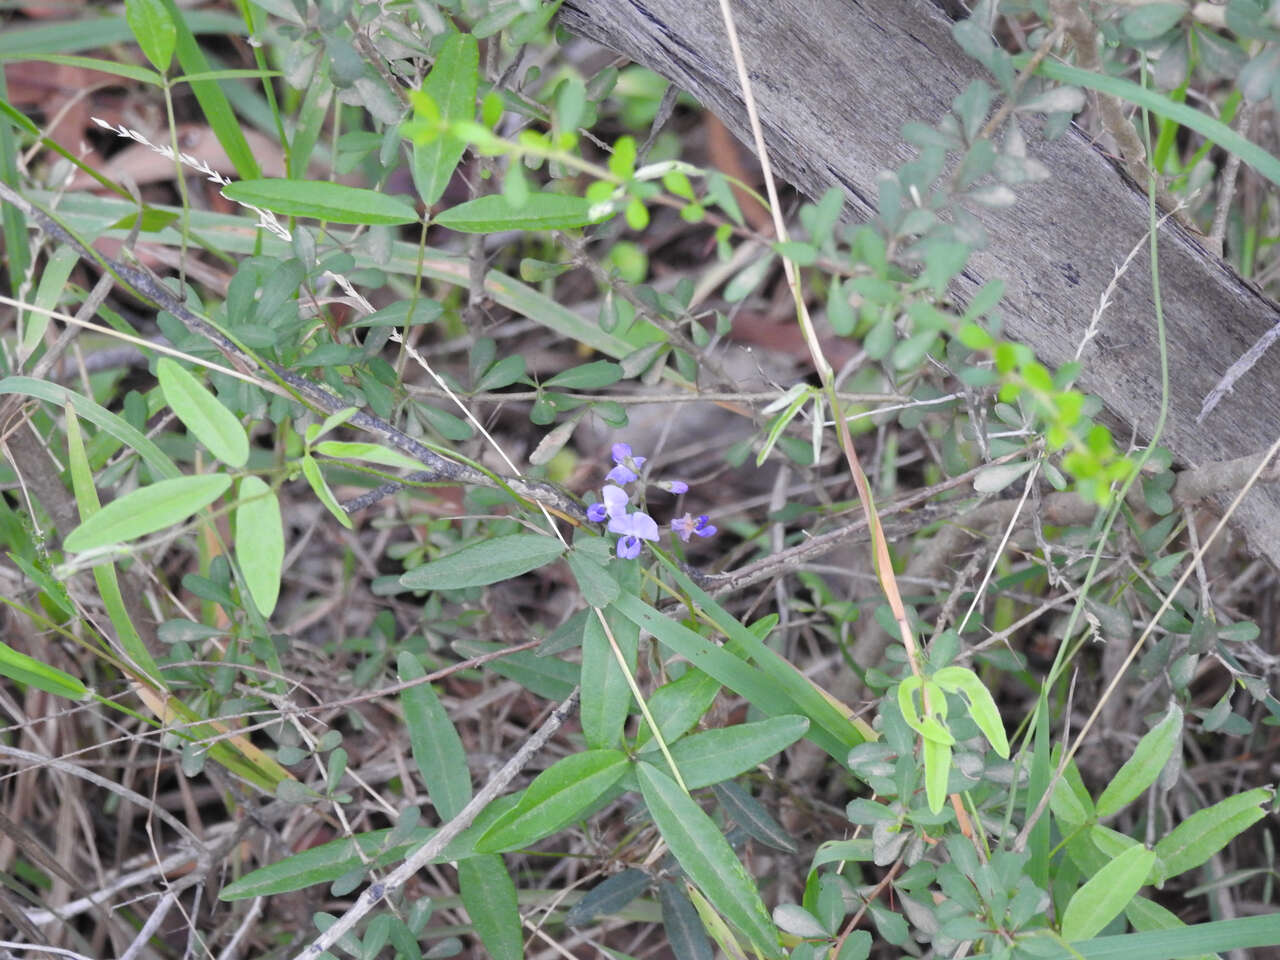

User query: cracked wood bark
[560,0,1280,568]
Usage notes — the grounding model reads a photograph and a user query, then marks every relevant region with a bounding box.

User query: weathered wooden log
[560,0,1280,567]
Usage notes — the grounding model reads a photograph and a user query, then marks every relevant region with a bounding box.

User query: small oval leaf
[157,357,249,467]
[235,477,284,618]
[64,474,231,552]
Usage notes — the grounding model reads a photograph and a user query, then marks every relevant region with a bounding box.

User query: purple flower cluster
[585,443,716,559]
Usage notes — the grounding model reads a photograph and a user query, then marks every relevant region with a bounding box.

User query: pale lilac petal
[611,442,632,463]
[587,502,607,523]
[602,484,629,516]
[631,511,659,541]
[606,464,637,484]
[616,535,642,559]
[667,480,689,494]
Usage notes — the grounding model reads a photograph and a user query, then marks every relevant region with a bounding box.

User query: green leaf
[543,360,623,390]
[0,53,160,86]
[409,32,478,207]
[636,762,782,959]
[613,574,869,762]
[635,669,721,752]
[580,605,637,749]
[64,404,162,682]
[400,534,565,590]
[218,827,436,900]
[458,856,522,960]
[124,0,175,71]
[221,179,418,225]
[1029,57,1280,190]
[474,750,628,853]
[923,736,952,814]
[668,716,809,790]
[1061,844,1156,941]
[311,441,426,472]
[1153,787,1269,881]
[433,192,608,233]
[566,549,620,608]
[64,473,230,552]
[398,651,471,820]
[473,354,526,392]
[155,0,258,178]
[1096,702,1181,819]
[1122,3,1185,41]
[300,454,353,530]
[234,477,283,618]
[932,666,1010,758]
[1,376,179,479]
[157,357,249,467]
[0,640,89,701]
[658,879,716,960]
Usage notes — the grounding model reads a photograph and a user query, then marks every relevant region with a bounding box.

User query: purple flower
[671,513,716,543]
[609,509,659,558]
[586,502,608,523]
[663,480,689,495]
[606,442,646,485]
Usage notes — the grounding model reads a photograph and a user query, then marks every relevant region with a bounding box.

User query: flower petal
[602,484,629,516]
[611,442,632,463]
[586,502,607,523]
[616,535,641,559]
[632,511,659,542]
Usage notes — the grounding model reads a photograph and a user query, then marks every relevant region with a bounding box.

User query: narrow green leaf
[654,556,873,751]
[157,357,249,467]
[659,879,715,960]
[566,549,620,607]
[156,0,259,178]
[1096,702,1181,819]
[234,477,283,618]
[0,640,88,701]
[1,376,179,479]
[64,473,230,552]
[410,32,478,207]
[458,855,522,960]
[1153,787,1269,881]
[64,403,162,682]
[668,716,809,790]
[221,179,418,225]
[1030,58,1280,190]
[433,192,608,233]
[637,762,782,959]
[475,750,628,853]
[398,651,471,821]
[579,605,636,749]
[610,590,855,762]
[635,669,721,751]
[566,869,650,927]
[0,50,154,84]
[1060,844,1156,941]
[311,440,426,472]
[923,736,951,814]
[300,454,353,529]
[400,534,565,590]
[124,0,176,71]
[711,781,798,853]
[218,827,436,900]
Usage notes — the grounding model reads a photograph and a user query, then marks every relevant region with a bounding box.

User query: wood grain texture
[560,0,1280,566]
